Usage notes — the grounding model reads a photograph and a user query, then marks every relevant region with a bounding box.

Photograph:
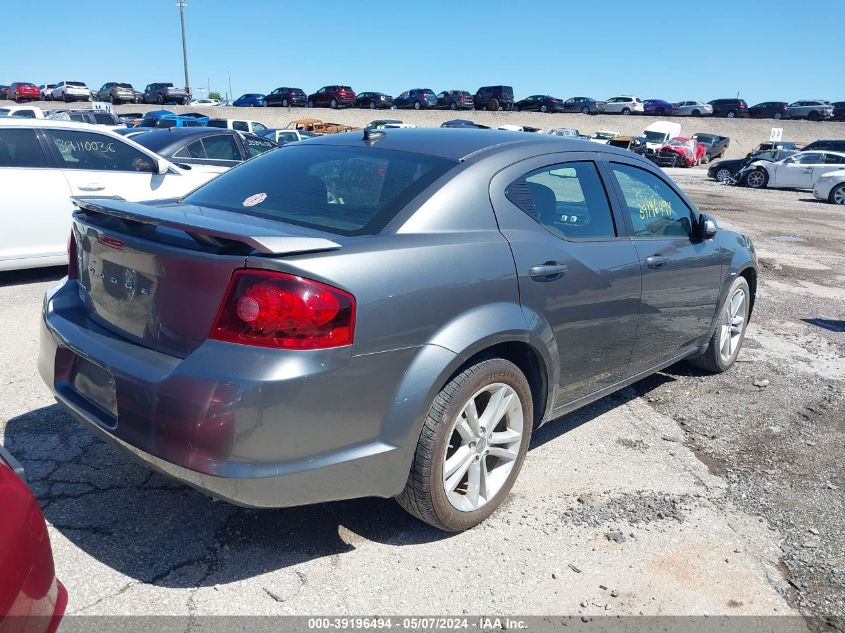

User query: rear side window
[232,121,248,132]
[0,129,48,168]
[207,120,226,128]
[174,140,206,159]
[45,129,156,172]
[202,135,241,160]
[609,163,693,238]
[183,145,455,236]
[505,161,616,240]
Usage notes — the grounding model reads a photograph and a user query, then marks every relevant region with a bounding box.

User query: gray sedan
[39,129,758,531]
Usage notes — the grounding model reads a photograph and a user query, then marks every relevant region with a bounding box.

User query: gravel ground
[0,166,842,629]
[6,98,845,160]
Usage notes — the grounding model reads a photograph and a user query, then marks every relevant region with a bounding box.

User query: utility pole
[177,0,191,97]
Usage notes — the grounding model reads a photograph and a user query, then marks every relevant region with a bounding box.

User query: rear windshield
[67,82,86,87]
[183,145,456,236]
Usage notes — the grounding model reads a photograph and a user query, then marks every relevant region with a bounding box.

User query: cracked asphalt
[0,169,841,629]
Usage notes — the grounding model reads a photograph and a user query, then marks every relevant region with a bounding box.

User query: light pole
[177,0,191,97]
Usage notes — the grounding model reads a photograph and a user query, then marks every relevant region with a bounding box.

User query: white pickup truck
[640,121,682,154]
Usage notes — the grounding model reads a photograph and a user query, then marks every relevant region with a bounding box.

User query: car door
[563,98,575,113]
[490,152,642,406]
[43,127,193,201]
[775,152,824,188]
[0,128,73,268]
[604,160,725,372]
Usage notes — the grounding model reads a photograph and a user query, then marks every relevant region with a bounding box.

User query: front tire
[829,183,845,205]
[773,112,782,120]
[581,106,590,114]
[687,277,750,373]
[450,102,458,111]
[414,101,421,110]
[692,109,701,117]
[330,98,338,109]
[396,358,534,532]
[487,99,499,112]
[727,110,736,118]
[307,100,314,108]
[282,98,289,107]
[745,168,768,189]
[715,167,732,183]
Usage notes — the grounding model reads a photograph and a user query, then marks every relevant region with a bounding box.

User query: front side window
[0,129,49,168]
[46,129,156,172]
[183,145,454,236]
[243,136,276,158]
[795,153,824,165]
[610,163,693,238]
[232,121,248,132]
[505,161,617,240]
[252,122,268,132]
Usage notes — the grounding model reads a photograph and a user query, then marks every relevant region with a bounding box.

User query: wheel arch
[379,306,557,495]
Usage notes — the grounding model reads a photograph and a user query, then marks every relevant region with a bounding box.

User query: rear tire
[330,98,338,109]
[540,104,548,113]
[414,101,421,110]
[692,109,701,117]
[396,358,534,532]
[369,101,376,109]
[656,107,665,115]
[773,112,782,120]
[581,106,590,114]
[450,102,458,111]
[487,99,499,111]
[621,107,631,115]
[808,111,820,122]
[307,100,314,108]
[687,277,750,373]
[156,94,164,105]
[727,110,736,118]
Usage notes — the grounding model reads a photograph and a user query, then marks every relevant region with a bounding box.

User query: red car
[307,85,356,109]
[8,83,41,103]
[654,136,707,167]
[0,445,66,633]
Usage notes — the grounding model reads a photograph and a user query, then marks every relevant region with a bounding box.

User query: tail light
[740,103,746,109]
[67,232,79,280]
[210,269,355,350]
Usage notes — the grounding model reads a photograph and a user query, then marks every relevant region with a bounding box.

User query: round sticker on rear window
[242,193,267,207]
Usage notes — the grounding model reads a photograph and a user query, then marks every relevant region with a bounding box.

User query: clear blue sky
[3,0,840,104]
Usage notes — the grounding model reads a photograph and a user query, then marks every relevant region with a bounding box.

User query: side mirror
[697,213,718,241]
[156,159,169,175]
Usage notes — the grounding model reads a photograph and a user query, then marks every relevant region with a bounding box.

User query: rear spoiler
[72,197,341,256]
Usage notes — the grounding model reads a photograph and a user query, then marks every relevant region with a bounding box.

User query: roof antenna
[363,128,385,143]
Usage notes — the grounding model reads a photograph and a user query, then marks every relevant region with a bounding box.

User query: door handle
[529,263,568,280]
[645,255,669,269]
[79,184,105,191]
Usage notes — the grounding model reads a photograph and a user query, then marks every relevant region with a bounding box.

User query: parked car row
[704,138,845,205]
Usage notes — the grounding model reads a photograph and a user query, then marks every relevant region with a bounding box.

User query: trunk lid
[71,198,342,358]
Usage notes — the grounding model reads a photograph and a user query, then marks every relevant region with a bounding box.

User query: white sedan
[673,101,713,116]
[190,98,220,106]
[0,118,218,271]
[742,150,845,190]
[813,169,845,205]
[590,130,621,144]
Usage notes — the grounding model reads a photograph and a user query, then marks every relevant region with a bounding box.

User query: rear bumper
[38,280,426,508]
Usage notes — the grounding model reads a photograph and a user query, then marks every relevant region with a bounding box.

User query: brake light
[740,103,746,108]
[68,233,79,280]
[210,270,355,349]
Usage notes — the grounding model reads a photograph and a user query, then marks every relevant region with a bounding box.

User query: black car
[748,101,789,120]
[355,92,394,109]
[801,139,845,152]
[440,119,490,129]
[265,87,307,107]
[473,85,514,111]
[691,133,730,162]
[435,90,473,110]
[607,135,648,155]
[513,95,565,113]
[707,149,796,183]
[833,102,845,121]
[708,98,749,118]
[130,128,278,170]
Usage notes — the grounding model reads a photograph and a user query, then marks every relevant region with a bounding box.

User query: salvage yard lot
[0,169,842,625]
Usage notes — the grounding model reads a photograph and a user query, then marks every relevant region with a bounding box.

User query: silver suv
[787,100,834,121]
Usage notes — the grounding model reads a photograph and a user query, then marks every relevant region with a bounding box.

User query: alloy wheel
[442,383,524,512]
[719,287,748,363]
[746,170,766,188]
[716,168,732,182]
[832,184,845,205]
